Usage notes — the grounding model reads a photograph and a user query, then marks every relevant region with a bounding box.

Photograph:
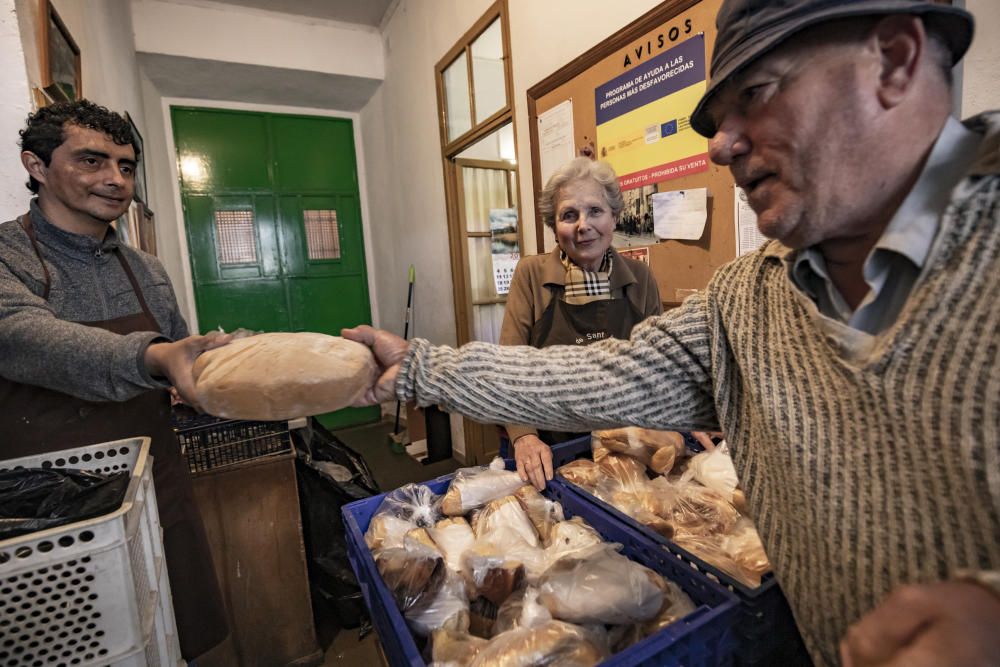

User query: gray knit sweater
[0,200,187,402]
[397,113,1000,666]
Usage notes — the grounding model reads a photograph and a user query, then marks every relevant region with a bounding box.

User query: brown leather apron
[527,288,644,445]
[0,215,227,659]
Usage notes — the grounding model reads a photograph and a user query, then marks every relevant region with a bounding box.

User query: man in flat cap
[346,1,1000,664]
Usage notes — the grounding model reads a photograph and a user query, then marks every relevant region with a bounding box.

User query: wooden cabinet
[192,452,322,666]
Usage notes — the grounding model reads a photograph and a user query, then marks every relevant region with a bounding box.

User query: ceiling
[193,0,398,27]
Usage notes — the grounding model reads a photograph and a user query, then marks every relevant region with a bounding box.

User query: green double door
[172,107,379,428]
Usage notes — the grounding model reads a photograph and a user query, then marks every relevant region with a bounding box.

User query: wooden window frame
[434,0,519,347]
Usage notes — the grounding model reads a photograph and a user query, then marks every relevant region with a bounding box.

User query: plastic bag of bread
[373,482,441,528]
[472,495,539,548]
[406,571,470,637]
[594,428,685,473]
[493,587,538,636]
[374,539,445,612]
[597,453,649,490]
[538,544,665,625]
[468,619,606,667]
[544,517,604,565]
[556,459,602,490]
[608,579,696,652]
[682,448,739,499]
[665,480,740,537]
[721,518,771,587]
[365,513,414,553]
[431,627,487,666]
[462,543,525,606]
[432,517,476,572]
[192,332,377,420]
[441,458,525,516]
[513,486,564,545]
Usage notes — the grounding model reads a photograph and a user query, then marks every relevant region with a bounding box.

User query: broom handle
[392,266,416,434]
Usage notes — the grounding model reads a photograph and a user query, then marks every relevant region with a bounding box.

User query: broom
[389,265,415,452]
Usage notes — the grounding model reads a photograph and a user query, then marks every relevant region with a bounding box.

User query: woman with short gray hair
[499,157,662,489]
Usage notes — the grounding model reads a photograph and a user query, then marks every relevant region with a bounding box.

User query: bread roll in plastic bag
[538,545,664,625]
[666,480,740,536]
[468,620,607,667]
[374,482,441,528]
[513,485,564,545]
[441,458,525,516]
[462,543,525,605]
[365,513,414,553]
[595,428,685,471]
[493,587,545,636]
[722,518,771,587]
[375,539,445,612]
[545,517,604,565]
[557,459,603,490]
[609,579,696,652]
[432,517,476,572]
[597,453,649,489]
[472,495,539,548]
[407,571,470,637]
[431,627,487,666]
[682,448,739,499]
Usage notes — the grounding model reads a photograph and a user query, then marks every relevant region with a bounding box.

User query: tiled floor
[319,418,461,666]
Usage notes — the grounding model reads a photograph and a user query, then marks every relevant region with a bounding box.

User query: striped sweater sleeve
[396,291,720,433]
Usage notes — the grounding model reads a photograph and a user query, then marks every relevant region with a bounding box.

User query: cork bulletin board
[527,0,735,305]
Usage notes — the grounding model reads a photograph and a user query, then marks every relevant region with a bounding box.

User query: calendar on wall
[490,208,520,295]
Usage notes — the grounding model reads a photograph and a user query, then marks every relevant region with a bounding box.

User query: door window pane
[471,19,505,123]
[444,52,472,141]
[214,209,257,264]
[303,209,341,260]
[462,167,510,233]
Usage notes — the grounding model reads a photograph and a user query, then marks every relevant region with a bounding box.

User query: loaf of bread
[192,332,377,420]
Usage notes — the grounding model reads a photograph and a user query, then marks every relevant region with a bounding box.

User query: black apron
[0,215,228,659]
[527,288,644,445]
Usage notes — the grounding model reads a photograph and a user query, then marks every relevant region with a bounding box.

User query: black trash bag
[0,468,129,540]
[293,418,379,631]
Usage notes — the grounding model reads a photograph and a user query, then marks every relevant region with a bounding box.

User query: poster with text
[490,208,519,295]
[595,34,708,191]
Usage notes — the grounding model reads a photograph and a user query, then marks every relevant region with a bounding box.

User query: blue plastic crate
[550,439,812,666]
[342,464,739,667]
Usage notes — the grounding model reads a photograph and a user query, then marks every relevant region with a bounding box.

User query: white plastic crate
[0,438,182,667]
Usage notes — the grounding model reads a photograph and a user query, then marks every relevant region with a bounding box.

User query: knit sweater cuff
[396,338,430,405]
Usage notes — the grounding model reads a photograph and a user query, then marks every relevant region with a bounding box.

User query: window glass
[470,19,505,123]
[444,52,472,141]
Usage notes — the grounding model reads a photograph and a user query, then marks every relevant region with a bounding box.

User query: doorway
[171,107,379,428]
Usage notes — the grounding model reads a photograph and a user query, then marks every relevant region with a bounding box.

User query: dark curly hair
[19,99,139,193]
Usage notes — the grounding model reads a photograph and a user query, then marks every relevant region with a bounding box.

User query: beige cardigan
[499,246,662,444]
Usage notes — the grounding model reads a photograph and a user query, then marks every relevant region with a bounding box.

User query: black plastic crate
[173,415,292,474]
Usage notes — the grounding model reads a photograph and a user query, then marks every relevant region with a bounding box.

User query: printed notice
[734,186,767,255]
[538,99,576,186]
[652,188,708,240]
[490,208,520,295]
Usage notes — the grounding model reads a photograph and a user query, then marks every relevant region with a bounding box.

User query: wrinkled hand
[144,332,232,411]
[513,434,553,491]
[341,325,411,406]
[840,580,1000,667]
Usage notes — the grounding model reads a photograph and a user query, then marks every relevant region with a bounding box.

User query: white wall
[131,0,383,81]
[361,0,666,349]
[16,0,146,125]
[360,0,496,348]
[962,0,1000,117]
[0,0,32,221]
[7,0,143,221]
